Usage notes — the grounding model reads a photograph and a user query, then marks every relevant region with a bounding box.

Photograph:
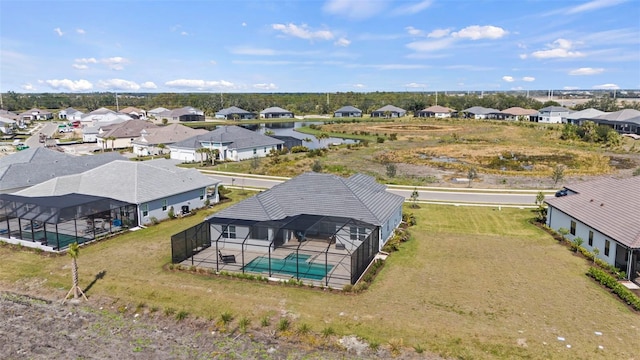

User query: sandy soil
[0,290,438,360]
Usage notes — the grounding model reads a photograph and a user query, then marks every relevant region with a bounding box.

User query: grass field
[0,193,637,359]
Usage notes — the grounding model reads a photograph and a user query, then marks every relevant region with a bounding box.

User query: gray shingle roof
[538,106,570,113]
[131,124,208,146]
[564,108,606,120]
[334,106,361,113]
[16,159,220,204]
[169,125,283,150]
[260,106,292,114]
[0,148,124,192]
[546,177,640,248]
[463,106,500,115]
[209,172,404,226]
[593,109,640,122]
[373,105,406,113]
[216,106,253,116]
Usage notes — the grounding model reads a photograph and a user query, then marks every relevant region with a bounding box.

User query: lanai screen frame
[212,214,378,286]
[0,193,137,250]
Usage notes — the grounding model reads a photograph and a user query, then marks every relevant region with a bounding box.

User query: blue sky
[1,0,639,93]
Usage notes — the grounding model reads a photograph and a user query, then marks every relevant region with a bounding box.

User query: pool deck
[181,238,353,289]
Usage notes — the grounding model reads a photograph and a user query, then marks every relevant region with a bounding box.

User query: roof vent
[590,199,594,202]
[600,203,604,207]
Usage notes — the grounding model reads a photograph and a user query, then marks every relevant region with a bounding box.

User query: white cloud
[165,79,236,90]
[522,76,535,82]
[22,83,36,91]
[334,37,351,47]
[353,83,366,88]
[322,0,389,20]
[76,28,85,35]
[406,26,425,36]
[567,0,627,14]
[230,46,277,56]
[404,82,427,88]
[406,37,455,52]
[253,83,278,90]
[210,60,217,65]
[531,39,585,59]
[428,28,451,38]
[452,25,508,40]
[75,57,98,64]
[241,22,247,27]
[45,79,93,91]
[502,76,515,82]
[54,28,64,36]
[98,79,141,91]
[569,67,604,75]
[72,64,88,70]
[141,81,158,89]
[180,31,189,36]
[101,57,129,70]
[392,0,433,15]
[272,23,334,40]
[592,83,619,90]
[519,53,528,59]
[563,86,580,90]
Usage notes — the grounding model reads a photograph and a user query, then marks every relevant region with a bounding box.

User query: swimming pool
[243,252,333,281]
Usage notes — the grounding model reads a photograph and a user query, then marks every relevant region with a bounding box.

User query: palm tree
[105,136,116,152]
[316,132,330,147]
[195,147,209,166]
[62,242,88,303]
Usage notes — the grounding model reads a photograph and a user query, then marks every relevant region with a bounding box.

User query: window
[350,226,368,241]
[570,220,576,235]
[253,148,257,155]
[162,199,167,211]
[604,240,610,256]
[224,225,236,239]
[142,204,149,217]
[588,231,593,246]
[200,188,205,200]
[264,147,267,153]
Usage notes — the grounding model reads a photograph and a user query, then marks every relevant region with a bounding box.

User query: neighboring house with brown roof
[131,123,208,156]
[416,105,456,118]
[490,107,538,121]
[119,106,147,120]
[545,177,640,285]
[18,108,53,122]
[96,120,158,150]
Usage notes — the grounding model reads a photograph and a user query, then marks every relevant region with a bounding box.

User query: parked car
[15,143,29,151]
[555,189,568,197]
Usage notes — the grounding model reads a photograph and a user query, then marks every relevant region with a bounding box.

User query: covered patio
[172,214,380,289]
[0,193,137,251]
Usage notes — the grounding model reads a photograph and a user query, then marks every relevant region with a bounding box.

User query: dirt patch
[0,291,438,359]
[368,124,462,133]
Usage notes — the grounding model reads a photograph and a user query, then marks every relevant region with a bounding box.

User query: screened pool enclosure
[0,193,137,251]
[172,214,380,288]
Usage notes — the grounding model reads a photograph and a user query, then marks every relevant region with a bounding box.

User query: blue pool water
[243,252,332,280]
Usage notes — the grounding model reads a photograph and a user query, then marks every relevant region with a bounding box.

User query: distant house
[169,125,284,162]
[132,123,208,156]
[0,117,16,134]
[416,105,456,118]
[586,109,640,135]
[119,106,147,120]
[490,107,538,121]
[0,110,20,121]
[563,108,606,125]
[58,107,84,121]
[462,106,499,119]
[147,107,170,118]
[16,159,221,226]
[0,147,124,193]
[96,120,158,150]
[156,107,205,122]
[260,106,294,119]
[79,108,132,128]
[19,108,53,122]
[215,106,256,120]
[545,177,640,285]
[269,135,302,150]
[333,106,362,118]
[534,106,571,124]
[371,105,406,118]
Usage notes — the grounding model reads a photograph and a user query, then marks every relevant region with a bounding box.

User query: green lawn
[0,200,638,359]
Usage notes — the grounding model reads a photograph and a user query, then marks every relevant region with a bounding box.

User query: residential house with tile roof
[131,123,208,156]
[96,119,158,150]
[18,108,53,122]
[215,106,256,120]
[58,107,84,121]
[119,106,147,120]
[168,125,283,162]
[546,176,640,285]
[0,147,124,193]
[416,105,456,118]
[17,158,221,226]
[333,105,362,118]
[259,106,294,119]
[156,107,205,122]
[489,107,538,121]
[371,105,407,118]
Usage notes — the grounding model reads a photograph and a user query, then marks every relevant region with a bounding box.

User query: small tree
[311,160,322,172]
[410,188,419,208]
[62,242,88,303]
[467,167,477,188]
[250,155,260,170]
[551,164,565,186]
[386,163,397,178]
[558,227,570,242]
[572,237,584,252]
[592,247,600,264]
[535,191,547,222]
[195,148,208,166]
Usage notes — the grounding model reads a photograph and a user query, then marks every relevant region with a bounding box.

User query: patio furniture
[218,251,236,264]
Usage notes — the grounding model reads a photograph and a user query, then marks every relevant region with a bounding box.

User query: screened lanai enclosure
[0,193,137,251]
[172,214,380,288]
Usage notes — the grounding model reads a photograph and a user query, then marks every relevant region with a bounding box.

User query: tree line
[2,91,638,116]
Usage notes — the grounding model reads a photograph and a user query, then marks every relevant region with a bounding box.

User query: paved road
[25,122,57,148]
[201,171,552,207]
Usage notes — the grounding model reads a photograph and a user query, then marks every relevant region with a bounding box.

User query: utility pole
[115,92,119,111]
[435,91,438,106]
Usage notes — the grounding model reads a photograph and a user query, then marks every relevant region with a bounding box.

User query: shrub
[149,216,159,225]
[220,311,234,326]
[260,315,270,327]
[277,318,290,332]
[376,137,385,143]
[587,267,640,311]
[167,206,175,219]
[175,310,189,321]
[164,307,176,316]
[296,323,311,335]
[290,145,309,153]
[321,326,335,337]
[342,284,353,292]
[239,317,251,334]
